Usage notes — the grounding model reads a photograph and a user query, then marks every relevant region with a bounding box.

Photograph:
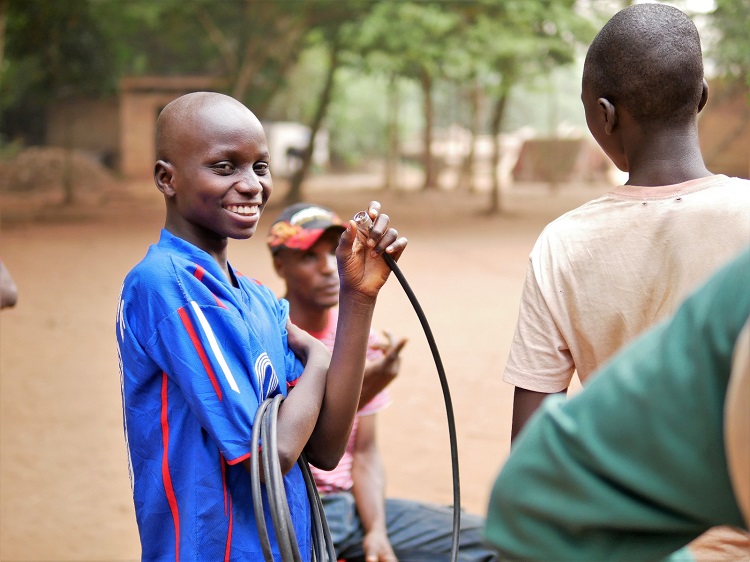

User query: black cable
[252,395,337,562]
[262,393,302,562]
[298,453,337,562]
[250,398,274,560]
[382,252,462,562]
[251,220,462,562]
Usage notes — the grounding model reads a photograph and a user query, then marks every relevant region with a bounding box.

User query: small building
[45,76,328,182]
[512,137,612,184]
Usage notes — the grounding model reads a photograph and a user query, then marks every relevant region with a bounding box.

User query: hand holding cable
[337,201,408,300]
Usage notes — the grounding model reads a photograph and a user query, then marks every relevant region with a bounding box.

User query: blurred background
[0,0,747,560]
[0,0,746,211]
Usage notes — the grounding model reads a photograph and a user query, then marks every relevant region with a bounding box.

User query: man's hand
[360,331,407,407]
[363,528,397,562]
[286,321,330,365]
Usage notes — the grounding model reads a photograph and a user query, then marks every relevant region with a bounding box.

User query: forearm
[351,451,388,537]
[274,332,331,474]
[306,289,376,467]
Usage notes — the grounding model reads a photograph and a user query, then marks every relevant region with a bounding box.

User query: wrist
[339,286,377,309]
[365,523,388,536]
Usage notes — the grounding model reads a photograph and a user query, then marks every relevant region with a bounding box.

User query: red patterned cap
[267,203,345,253]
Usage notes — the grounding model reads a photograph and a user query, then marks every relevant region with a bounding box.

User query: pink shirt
[305,309,391,494]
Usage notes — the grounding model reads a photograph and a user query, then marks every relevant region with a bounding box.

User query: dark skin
[273,229,407,561]
[511,76,713,443]
[273,230,407,408]
[581,78,711,186]
[154,92,408,473]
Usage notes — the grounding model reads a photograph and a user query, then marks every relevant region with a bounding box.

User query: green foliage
[3,0,115,100]
[0,0,614,169]
[325,70,422,168]
[349,1,460,78]
[707,0,750,85]
[1,0,117,143]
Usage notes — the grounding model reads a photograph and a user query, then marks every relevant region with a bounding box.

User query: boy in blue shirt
[116,91,407,561]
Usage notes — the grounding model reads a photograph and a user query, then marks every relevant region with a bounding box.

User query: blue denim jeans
[322,492,498,562]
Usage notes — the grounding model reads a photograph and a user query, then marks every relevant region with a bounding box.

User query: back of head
[583,3,704,126]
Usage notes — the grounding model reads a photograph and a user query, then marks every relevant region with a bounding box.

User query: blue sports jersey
[116,229,310,561]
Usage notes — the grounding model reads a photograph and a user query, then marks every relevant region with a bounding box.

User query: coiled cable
[251,394,337,561]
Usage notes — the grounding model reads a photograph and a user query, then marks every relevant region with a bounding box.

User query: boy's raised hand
[336,201,407,299]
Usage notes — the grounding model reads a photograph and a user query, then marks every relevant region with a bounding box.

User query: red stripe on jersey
[225,450,252,466]
[193,265,205,281]
[194,264,228,309]
[224,494,234,562]
[220,454,228,516]
[287,376,301,390]
[177,306,223,401]
[161,372,181,561]
[213,293,228,309]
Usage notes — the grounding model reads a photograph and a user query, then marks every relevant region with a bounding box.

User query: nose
[235,168,265,195]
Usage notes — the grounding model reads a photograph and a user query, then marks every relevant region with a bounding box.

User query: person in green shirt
[485,247,750,561]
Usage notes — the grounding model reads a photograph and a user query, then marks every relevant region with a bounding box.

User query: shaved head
[155,92,261,162]
[583,3,704,126]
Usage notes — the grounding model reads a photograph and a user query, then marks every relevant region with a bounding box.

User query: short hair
[583,3,704,126]
[155,92,246,161]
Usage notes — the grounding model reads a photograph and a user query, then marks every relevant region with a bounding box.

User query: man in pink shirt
[268,203,498,562]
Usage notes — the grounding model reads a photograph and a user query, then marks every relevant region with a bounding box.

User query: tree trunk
[384,75,401,191]
[488,87,510,214]
[285,35,341,204]
[456,81,481,193]
[420,68,437,190]
[62,111,75,206]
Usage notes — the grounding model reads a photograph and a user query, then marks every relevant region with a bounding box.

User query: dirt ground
[0,175,600,561]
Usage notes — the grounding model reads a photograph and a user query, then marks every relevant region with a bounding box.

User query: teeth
[227,205,258,216]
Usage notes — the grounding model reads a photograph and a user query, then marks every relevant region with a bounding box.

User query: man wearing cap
[268,203,498,562]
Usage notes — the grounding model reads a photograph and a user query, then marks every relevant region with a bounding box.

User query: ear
[272,253,286,278]
[598,97,618,135]
[698,78,709,113]
[154,160,176,197]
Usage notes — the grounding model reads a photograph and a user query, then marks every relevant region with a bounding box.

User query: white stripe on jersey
[116,283,134,492]
[117,290,126,340]
[189,300,241,394]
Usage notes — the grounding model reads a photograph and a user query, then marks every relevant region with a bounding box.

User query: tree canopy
[1,0,745,204]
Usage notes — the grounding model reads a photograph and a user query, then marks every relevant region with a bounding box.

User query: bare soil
[0,174,599,561]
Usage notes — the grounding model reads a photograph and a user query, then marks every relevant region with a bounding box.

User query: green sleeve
[485,248,750,561]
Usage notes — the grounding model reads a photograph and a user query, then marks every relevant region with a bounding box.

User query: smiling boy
[115,92,406,560]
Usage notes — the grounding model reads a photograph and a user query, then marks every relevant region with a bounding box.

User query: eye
[300,251,317,263]
[254,162,270,175]
[211,162,235,175]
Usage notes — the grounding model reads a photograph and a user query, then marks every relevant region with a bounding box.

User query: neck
[624,121,711,187]
[164,221,232,283]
